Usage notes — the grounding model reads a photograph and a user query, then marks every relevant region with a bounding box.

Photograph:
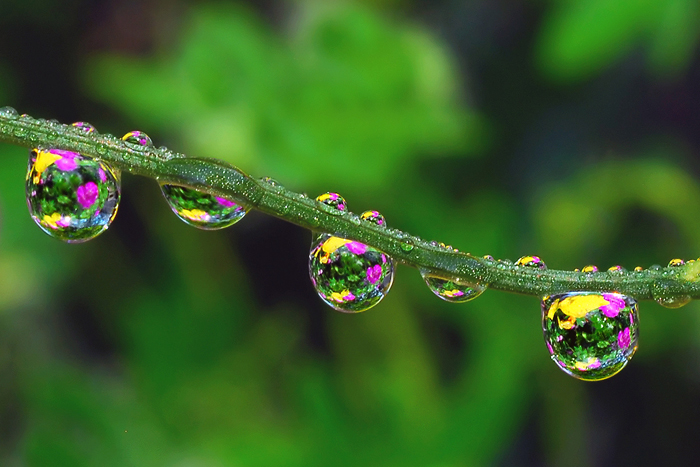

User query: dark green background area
[1,1,700,465]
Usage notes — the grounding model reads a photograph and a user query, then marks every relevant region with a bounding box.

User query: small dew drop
[515,255,547,270]
[542,291,639,381]
[26,148,121,243]
[122,130,153,147]
[634,266,643,272]
[607,265,626,273]
[72,121,96,134]
[581,265,598,273]
[483,255,494,261]
[161,185,248,230]
[652,280,690,309]
[315,192,347,214]
[668,258,685,267]
[421,270,485,303]
[261,176,283,188]
[0,106,19,119]
[360,210,386,227]
[13,126,27,137]
[309,235,395,313]
[400,239,414,252]
[96,143,107,155]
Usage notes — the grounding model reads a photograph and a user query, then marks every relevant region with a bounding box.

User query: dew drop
[315,192,347,213]
[122,130,153,147]
[309,235,394,313]
[652,280,691,309]
[261,176,284,188]
[607,265,625,273]
[421,270,485,303]
[96,143,107,155]
[483,255,495,261]
[668,258,685,267]
[581,265,598,273]
[160,184,248,230]
[400,239,414,252]
[634,266,643,272]
[360,210,385,227]
[0,106,18,119]
[72,121,96,134]
[542,291,639,381]
[26,148,120,243]
[515,255,547,270]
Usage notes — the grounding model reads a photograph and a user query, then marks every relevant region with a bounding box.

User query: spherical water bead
[634,266,644,272]
[668,258,685,267]
[71,121,96,134]
[309,235,394,313]
[0,106,18,119]
[581,265,598,273]
[421,270,485,303]
[26,148,120,243]
[360,210,385,227]
[542,292,639,381]
[608,265,625,273]
[515,255,547,270]
[160,184,248,230]
[122,130,153,147]
[316,192,347,212]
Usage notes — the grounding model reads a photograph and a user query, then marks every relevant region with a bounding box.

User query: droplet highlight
[542,291,639,381]
[122,130,153,147]
[516,255,547,270]
[309,235,394,313]
[26,148,120,242]
[0,106,19,119]
[360,210,385,227]
[160,185,248,230]
[421,270,485,303]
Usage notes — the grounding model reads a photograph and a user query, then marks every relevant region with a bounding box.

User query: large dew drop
[26,148,120,243]
[542,291,639,381]
[315,192,347,213]
[421,271,485,303]
[516,255,547,270]
[309,235,394,313]
[160,184,248,230]
[122,130,153,147]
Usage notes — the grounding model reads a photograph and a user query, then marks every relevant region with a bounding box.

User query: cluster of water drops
[24,123,249,243]
[13,108,698,382]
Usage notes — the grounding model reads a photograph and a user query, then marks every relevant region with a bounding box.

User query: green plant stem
[2,110,699,301]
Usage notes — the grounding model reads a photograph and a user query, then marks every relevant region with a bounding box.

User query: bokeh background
[1,0,700,465]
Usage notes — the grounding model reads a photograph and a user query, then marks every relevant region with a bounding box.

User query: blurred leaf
[537,0,700,81]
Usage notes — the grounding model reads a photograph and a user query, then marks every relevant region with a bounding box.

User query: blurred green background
[1,0,700,465]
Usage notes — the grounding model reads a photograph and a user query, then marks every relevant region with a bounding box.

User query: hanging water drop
[421,270,485,303]
[309,235,394,313]
[160,184,248,230]
[315,192,347,213]
[122,130,153,147]
[360,210,385,227]
[26,148,120,243]
[0,106,18,119]
[72,121,96,134]
[652,278,691,309]
[515,255,547,270]
[581,265,598,273]
[542,291,639,381]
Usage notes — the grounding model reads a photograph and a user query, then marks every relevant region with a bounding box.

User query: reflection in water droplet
[309,235,394,313]
[122,130,153,147]
[421,270,485,303]
[634,266,643,272]
[72,121,96,134]
[668,258,685,267]
[607,265,625,273]
[400,239,414,252]
[161,185,248,230]
[360,210,385,226]
[652,279,691,309]
[542,291,639,381]
[315,192,347,212]
[0,106,19,119]
[581,265,598,273]
[26,148,120,243]
[515,255,547,270]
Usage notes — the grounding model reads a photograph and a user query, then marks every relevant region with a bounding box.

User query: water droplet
[542,292,639,381]
[515,256,547,270]
[668,258,685,267]
[96,143,107,155]
[483,255,494,261]
[13,126,27,137]
[72,121,96,134]
[26,148,120,243]
[652,280,691,309]
[315,192,347,212]
[649,264,662,271]
[360,210,385,227]
[309,235,394,313]
[607,265,625,273]
[421,270,485,303]
[160,185,248,230]
[634,266,643,272]
[581,265,598,273]
[400,239,414,252]
[0,106,18,119]
[122,130,153,147]
[261,176,283,188]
